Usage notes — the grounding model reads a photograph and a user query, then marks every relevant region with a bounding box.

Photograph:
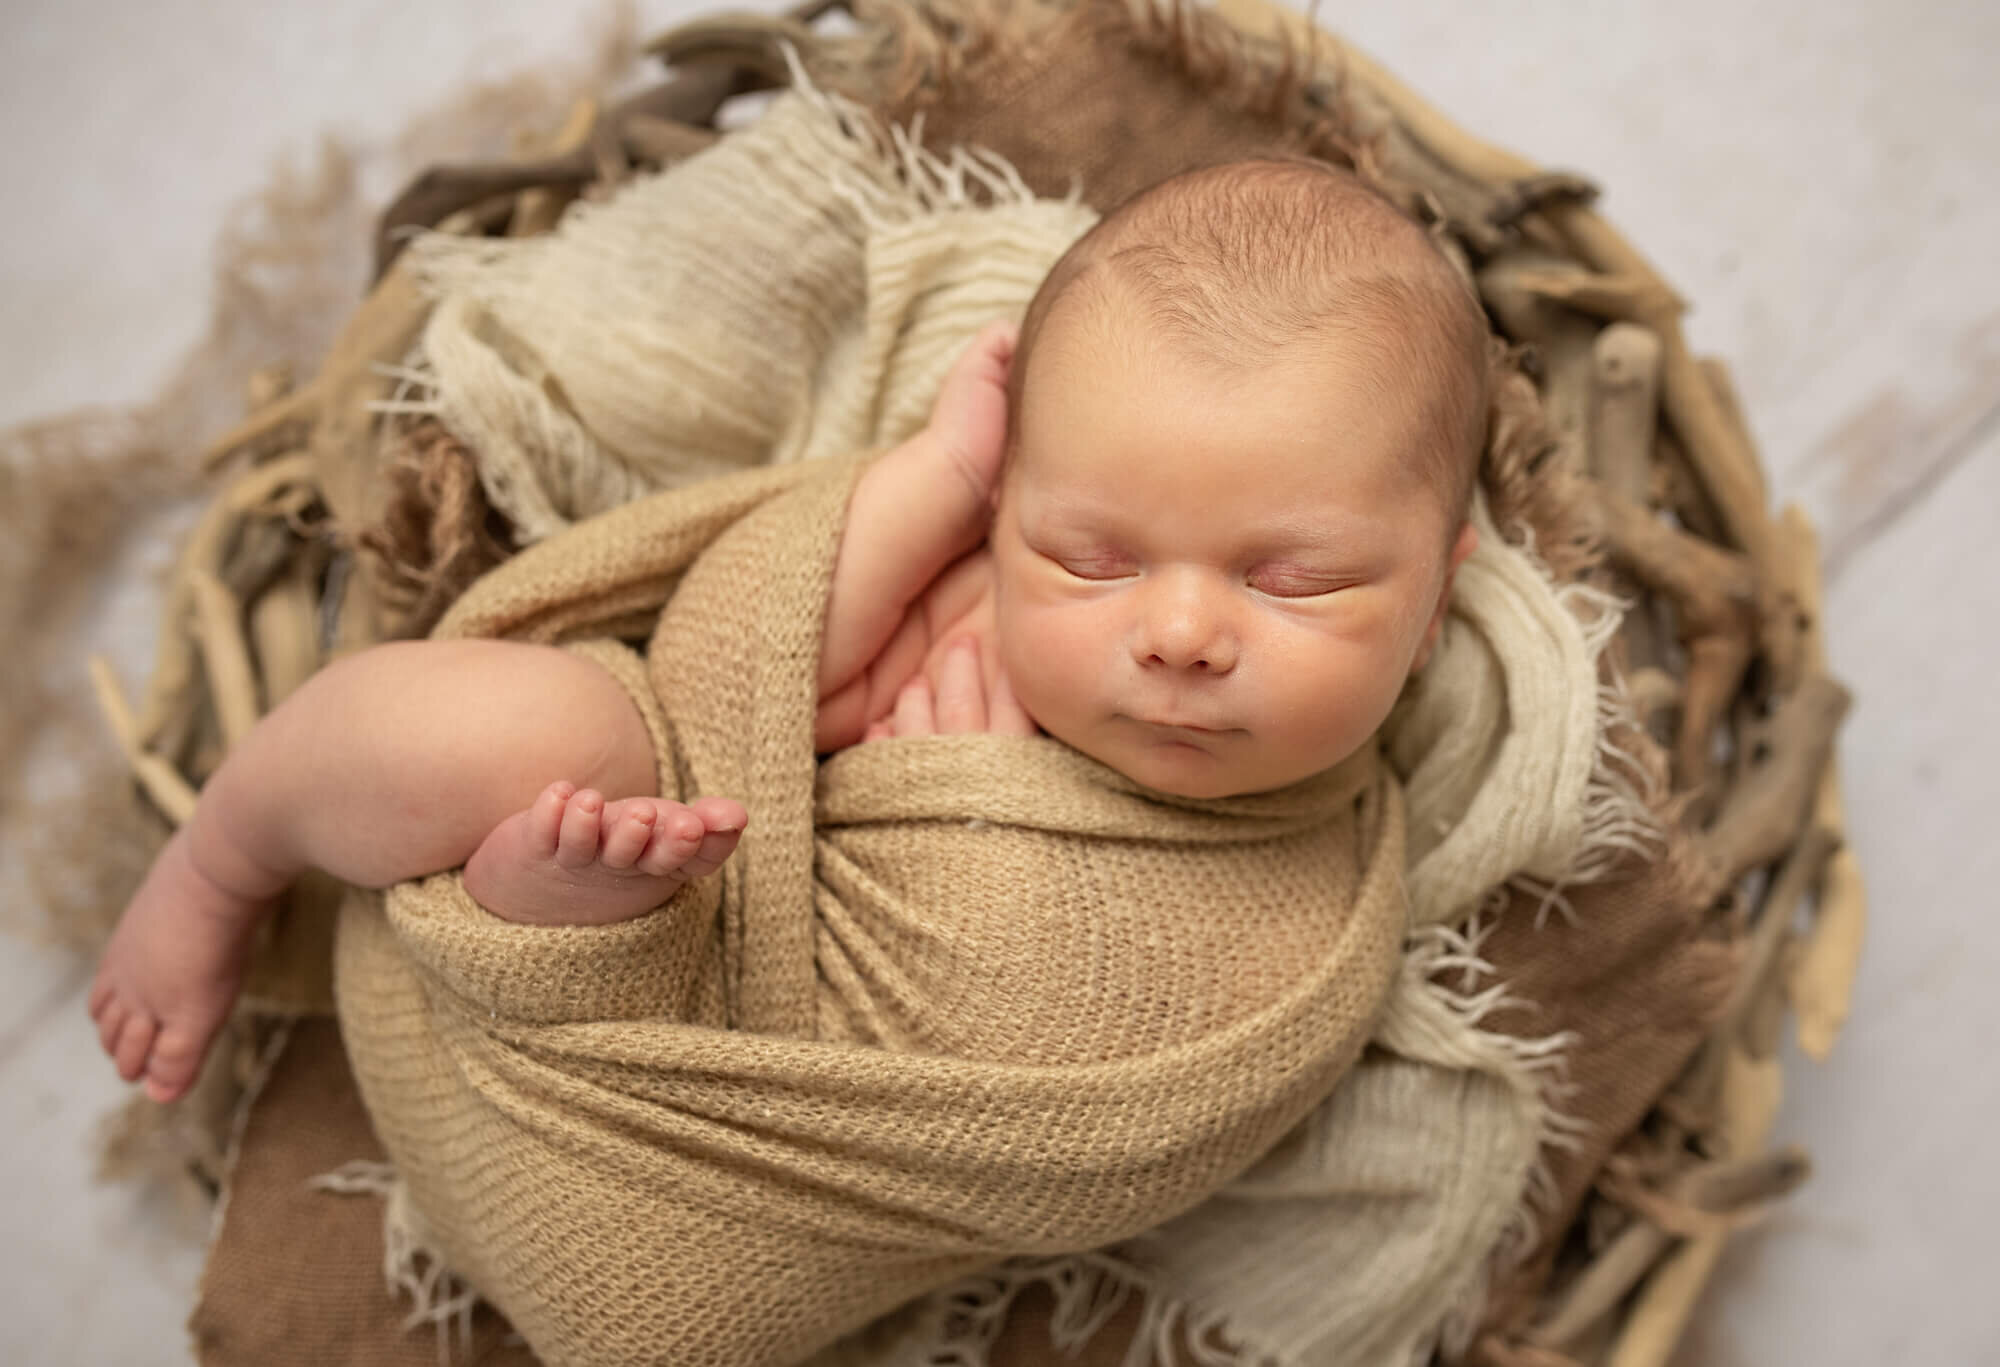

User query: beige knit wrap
[328,81,1638,1367]
[334,452,1407,1367]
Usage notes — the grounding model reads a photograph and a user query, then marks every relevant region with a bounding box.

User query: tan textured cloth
[334,455,1407,1367]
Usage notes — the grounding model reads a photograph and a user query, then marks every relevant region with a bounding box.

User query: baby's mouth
[1129,716,1235,741]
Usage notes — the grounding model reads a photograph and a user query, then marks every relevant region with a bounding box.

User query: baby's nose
[1134,577,1238,674]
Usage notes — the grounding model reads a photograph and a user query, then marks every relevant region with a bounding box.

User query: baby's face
[991,319,1467,799]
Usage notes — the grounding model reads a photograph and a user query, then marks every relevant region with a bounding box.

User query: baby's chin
[1075,729,1335,801]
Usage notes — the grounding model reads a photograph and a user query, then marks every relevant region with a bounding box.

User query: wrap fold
[336,457,1407,1367]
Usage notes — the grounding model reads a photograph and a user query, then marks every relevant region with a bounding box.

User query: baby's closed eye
[1053,551,1138,580]
[1247,564,1357,598]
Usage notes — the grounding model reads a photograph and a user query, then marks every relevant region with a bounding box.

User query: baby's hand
[925,320,1018,512]
[865,639,1037,741]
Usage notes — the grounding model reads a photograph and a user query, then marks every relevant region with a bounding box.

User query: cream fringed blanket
[329,81,1640,1367]
[334,453,1407,1367]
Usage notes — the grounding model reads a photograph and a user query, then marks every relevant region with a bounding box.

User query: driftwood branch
[187,570,260,750]
[1594,487,1760,794]
[621,113,722,166]
[1776,507,1868,1058]
[1591,323,1664,670]
[1607,1047,1782,1367]
[1481,252,1600,477]
[1531,1147,1810,1352]
[1696,675,1850,892]
[89,657,198,826]
[370,0,844,277]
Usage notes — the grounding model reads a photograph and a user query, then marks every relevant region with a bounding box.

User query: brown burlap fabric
[191,1018,538,1367]
[1464,831,1739,1356]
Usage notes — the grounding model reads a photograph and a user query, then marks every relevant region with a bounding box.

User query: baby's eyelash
[1039,546,1134,579]
[1060,557,1134,580]
[1249,569,1347,597]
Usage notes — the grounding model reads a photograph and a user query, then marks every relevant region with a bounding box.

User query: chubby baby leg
[464,782,745,926]
[89,639,741,1103]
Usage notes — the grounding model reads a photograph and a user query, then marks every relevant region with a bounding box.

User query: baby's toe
[678,824,745,883]
[144,1027,205,1104]
[634,807,706,877]
[95,997,128,1058]
[598,804,657,871]
[555,789,606,869]
[111,1011,158,1084]
[525,781,579,858]
[689,797,748,836]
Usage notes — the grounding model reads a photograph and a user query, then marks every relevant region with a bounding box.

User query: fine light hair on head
[1010,158,1492,528]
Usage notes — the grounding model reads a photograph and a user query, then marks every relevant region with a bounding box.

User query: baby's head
[991,159,1491,799]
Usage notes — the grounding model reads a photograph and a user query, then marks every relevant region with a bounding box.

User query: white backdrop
[3,1,1997,1361]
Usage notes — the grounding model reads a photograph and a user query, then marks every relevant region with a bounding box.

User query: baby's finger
[933,640,987,735]
[864,719,893,743]
[971,318,1018,378]
[893,678,936,737]
[986,666,1039,737]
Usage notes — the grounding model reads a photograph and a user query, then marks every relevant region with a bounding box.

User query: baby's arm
[816,321,1015,750]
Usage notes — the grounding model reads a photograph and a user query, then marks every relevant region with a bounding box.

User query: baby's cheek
[995,602,1092,725]
[1263,637,1402,765]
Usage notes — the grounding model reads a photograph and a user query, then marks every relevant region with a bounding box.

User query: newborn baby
[91,158,1489,1105]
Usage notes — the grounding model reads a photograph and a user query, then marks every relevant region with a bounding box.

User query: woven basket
[89,2,1861,1363]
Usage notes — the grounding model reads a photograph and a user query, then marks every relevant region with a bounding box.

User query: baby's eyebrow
[1247,513,1381,554]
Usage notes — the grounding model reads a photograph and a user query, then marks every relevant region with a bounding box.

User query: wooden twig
[1776,507,1867,1059]
[1697,355,1767,510]
[1530,1220,1674,1351]
[203,266,429,472]
[219,450,315,514]
[1677,1146,1812,1212]
[1696,675,1850,892]
[187,570,260,751]
[1672,823,1837,1133]
[134,481,244,748]
[621,112,722,166]
[218,515,300,606]
[1720,824,1840,1047]
[368,0,843,278]
[1624,666,1682,727]
[509,99,599,239]
[644,11,822,82]
[88,657,198,826]
[1481,252,1601,477]
[1529,1144,1810,1354]
[1482,172,1600,232]
[1500,262,1682,328]
[1608,1047,1782,1367]
[248,547,325,713]
[1593,323,1665,672]
[1650,429,1726,542]
[1591,325,1662,502]
[1594,487,1759,793]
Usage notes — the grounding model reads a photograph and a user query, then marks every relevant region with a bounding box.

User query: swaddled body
[94,157,1491,1365]
[335,454,1405,1366]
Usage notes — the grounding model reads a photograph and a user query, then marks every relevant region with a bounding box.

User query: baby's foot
[462,782,746,926]
[88,830,272,1104]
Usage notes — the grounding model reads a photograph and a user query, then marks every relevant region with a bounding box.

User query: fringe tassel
[922,1252,1282,1367]
[310,1162,481,1364]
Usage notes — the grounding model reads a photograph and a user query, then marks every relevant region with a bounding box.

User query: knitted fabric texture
[325,79,1623,1367]
[333,455,1408,1367]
